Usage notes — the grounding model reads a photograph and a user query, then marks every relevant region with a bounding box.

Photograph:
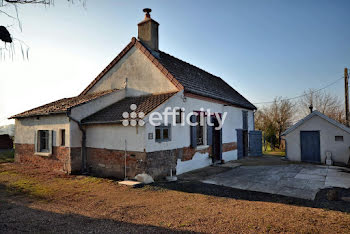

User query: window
[335,136,344,142]
[175,109,183,124]
[39,130,49,152]
[242,111,248,130]
[60,129,66,146]
[155,125,171,142]
[196,115,204,146]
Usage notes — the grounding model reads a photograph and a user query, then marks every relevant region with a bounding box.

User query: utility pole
[345,68,349,127]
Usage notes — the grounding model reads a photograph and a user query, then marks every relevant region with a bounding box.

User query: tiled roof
[81,92,176,124]
[156,51,256,110]
[80,37,255,110]
[10,89,117,119]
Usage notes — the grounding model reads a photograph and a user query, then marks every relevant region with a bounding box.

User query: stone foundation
[14,142,237,180]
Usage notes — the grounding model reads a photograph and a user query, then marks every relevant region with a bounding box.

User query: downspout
[67,110,87,174]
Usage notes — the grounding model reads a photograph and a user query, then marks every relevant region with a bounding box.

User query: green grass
[263,145,285,157]
[0,150,14,163]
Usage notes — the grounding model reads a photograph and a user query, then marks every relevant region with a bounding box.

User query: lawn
[0,149,14,163]
[1,163,350,233]
[263,145,285,157]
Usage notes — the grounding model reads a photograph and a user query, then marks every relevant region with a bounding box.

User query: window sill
[35,152,52,157]
[196,145,209,151]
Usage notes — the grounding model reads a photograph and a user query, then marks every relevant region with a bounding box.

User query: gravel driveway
[201,164,350,200]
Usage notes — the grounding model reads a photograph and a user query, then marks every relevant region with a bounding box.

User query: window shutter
[190,115,197,148]
[34,130,38,153]
[207,116,214,146]
[242,111,248,130]
[49,130,53,155]
[219,128,223,160]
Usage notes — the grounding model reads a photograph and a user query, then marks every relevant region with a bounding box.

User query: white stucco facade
[14,115,70,147]
[87,47,178,95]
[284,114,350,164]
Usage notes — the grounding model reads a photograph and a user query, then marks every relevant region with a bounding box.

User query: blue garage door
[300,131,320,163]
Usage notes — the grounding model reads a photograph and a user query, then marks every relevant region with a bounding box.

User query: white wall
[85,124,146,152]
[69,90,126,148]
[285,115,350,164]
[14,115,70,147]
[87,46,178,95]
[144,91,254,152]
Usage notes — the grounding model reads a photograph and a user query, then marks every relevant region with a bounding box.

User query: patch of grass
[263,145,285,156]
[140,185,167,192]
[7,178,54,199]
[0,150,14,163]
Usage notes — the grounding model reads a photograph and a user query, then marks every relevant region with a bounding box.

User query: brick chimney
[138,8,159,51]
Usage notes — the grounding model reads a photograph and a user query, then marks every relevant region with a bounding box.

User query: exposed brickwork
[15,143,70,173]
[86,147,147,179]
[182,146,212,161]
[223,142,237,152]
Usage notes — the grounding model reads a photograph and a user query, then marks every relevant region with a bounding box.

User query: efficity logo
[122,104,227,130]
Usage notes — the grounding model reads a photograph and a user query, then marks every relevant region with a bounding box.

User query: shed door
[300,131,320,163]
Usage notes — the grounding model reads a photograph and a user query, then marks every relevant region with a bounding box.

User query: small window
[335,136,344,142]
[176,109,183,124]
[195,114,207,146]
[155,125,171,142]
[60,129,66,146]
[38,130,50,152]
[242,111,248,130]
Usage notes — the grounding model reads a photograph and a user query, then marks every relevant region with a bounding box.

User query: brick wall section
[86,147,147,179]
[15,143,70,173]
[223,142,237,152]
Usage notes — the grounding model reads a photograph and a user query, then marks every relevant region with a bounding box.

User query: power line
[253,77,344,105]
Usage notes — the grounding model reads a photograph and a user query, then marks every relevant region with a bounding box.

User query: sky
[1,0,350,125]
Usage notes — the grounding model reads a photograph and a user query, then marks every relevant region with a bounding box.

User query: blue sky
[1,0,349,124]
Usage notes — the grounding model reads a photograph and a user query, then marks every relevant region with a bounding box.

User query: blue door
[300,131,320,163]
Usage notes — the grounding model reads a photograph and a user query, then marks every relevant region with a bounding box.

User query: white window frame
[35,130,53,156]
[196,115,208,150]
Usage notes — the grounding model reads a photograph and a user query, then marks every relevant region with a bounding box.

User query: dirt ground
[1,163,350,233]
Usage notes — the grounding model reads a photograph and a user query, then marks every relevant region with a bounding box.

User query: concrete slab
[198,162,350,200]
[294,173,326,182]
[118,180,142,187]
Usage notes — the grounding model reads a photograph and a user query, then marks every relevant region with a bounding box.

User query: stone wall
[15,143,70,173]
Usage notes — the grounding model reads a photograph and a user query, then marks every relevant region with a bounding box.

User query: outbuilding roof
[81,92,177,124]
[10,89,117,119]
[281,110,350,136]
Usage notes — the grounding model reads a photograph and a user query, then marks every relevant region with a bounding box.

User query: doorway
[212,117,222,163]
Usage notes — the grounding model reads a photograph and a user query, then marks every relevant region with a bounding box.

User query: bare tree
[0,0,85,60]
[255,97,295,150]
[299,89,345,124]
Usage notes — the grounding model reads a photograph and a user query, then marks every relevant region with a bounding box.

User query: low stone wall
[15,143,70,173]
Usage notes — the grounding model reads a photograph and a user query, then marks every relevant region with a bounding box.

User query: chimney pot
[309,104,313,113]
[143,8,152,19]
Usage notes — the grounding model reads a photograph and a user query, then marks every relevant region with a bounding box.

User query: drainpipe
[67,111,87,174]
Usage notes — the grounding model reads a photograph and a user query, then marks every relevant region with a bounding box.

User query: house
[282,110,350,165]
[10,9,257,179]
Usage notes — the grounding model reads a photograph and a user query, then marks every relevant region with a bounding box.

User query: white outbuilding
[282,110,350,165]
